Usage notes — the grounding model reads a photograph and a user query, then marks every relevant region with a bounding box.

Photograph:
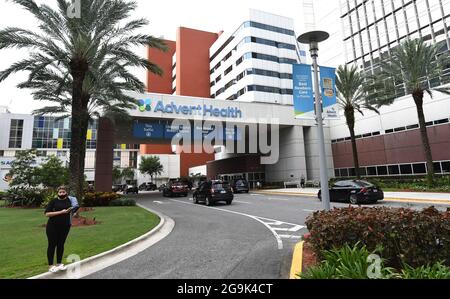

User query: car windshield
[355,181,374,187]
[213,182,230,189]
[235,180,247,186]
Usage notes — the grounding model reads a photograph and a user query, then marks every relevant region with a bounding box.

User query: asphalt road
[86,191,449,279]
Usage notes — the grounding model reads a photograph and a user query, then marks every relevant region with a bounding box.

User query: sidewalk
[255,188,450,205]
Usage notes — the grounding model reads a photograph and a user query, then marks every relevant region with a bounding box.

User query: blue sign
[320,66,337,109]
[293,64,314,116]
[133,122,164,139]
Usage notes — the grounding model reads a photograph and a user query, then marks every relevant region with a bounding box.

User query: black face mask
[58,195,67,199]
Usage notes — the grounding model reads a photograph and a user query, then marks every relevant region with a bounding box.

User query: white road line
[272,225,303,232]
[234,201,252,204]
[268,197,290,201]
[169,199,306,250]
[303,209,316,213]
[153,201,164,204]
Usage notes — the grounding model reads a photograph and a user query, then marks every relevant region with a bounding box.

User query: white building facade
[209,9,308,105]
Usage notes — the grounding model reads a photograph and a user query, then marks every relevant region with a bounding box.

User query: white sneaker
[49,266,59,273]
[57,264,68,271]
[56,264,68,271]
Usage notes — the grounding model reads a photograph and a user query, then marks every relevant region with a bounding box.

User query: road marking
[169,199,305,250]
[303,209,316,213]
[290,241,304,279]
[273,225,303,232]
[234,201,252,204]
[153,201,164,204]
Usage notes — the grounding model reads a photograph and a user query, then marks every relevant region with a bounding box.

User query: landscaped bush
[301,243,450,279]
[5,187,46,207]
[82,192,122,207]
[40,190,58,208]
[397,261,450,279]
[109,198,136,206]
[305,206,450,269]
[301,243,395,279]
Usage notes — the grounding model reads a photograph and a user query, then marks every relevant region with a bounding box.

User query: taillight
[211,188,215,193]
[360,188,368,193]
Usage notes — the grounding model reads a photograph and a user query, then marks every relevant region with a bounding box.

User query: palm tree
[335,65,380,179]
[370,39,450,186]
[0,0,167,199]
[139,156,164,183]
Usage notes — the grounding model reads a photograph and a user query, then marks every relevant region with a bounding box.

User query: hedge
[82,192,122,207]
[305,206,450,269]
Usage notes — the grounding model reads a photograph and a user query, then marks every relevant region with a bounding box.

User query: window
[442,162,450,174]
[376,166,388,176]
[349,168,356,176]
[9,119,24,149]
[335,169,340,177]
[400,164,413,175]
[224,66,233,76]
[388,165,400,175]
[412,163,427,174]
[0,150,4,157]
[366,167,376,176]
[434,162,442,174]
[340,168,349,177]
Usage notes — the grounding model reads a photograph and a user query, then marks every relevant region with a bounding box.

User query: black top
[45,198,72,226]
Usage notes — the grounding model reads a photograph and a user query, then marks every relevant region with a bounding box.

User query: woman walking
[44,186,76,273]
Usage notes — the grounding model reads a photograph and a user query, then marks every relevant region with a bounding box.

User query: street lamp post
[298,31,331,211]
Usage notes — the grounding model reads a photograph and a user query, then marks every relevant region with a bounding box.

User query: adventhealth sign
[138,99,243,119]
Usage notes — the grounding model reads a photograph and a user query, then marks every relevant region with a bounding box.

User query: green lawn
[0,206,160,279]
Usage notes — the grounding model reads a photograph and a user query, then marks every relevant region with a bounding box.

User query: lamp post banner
[293,64,315,119]
[319,66,339,119]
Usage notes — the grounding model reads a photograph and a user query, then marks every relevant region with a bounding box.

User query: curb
[290,241,304,279]
[29,204,174,279]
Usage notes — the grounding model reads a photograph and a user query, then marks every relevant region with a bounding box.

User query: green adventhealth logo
[138,99,152,112]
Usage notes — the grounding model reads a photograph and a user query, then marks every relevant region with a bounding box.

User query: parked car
[158,184,166,192]
[162,181,188,197]
[318,180,384,204]
[139,182,157,191]
[230,178,249,193]
[193,180,234,206]
[112,184,124,192]
[123,185,139,195]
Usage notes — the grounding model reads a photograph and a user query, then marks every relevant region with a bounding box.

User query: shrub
[82,192,121,207]
[397,261,450,279]
[109,198,136,206]
[301,243,395,279]
[305,206,450,269]
[41,190,58,208]
[5,187,46,207]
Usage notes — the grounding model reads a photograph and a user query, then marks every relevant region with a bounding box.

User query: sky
[0,0,343,114]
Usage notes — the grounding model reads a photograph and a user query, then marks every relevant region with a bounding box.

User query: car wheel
[349,195,359,205]
[205,197,212,206]
[194,195,199,204]
[226,200,232,205]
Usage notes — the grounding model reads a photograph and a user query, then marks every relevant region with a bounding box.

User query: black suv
[139,182,157,191]
[230,178,249,193]
[193,180,234,206]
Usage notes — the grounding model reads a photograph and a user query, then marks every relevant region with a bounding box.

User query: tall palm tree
[336,65,380,179]
[370,39,450,186]
[0,0,167,199]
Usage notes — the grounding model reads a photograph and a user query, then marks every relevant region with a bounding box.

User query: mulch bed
[40,208,99,228]
[302,240,318,273]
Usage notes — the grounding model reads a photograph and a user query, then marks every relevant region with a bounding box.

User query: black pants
[46,223,71,265]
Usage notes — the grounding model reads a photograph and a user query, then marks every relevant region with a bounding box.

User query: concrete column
[95,117,114,192]
[265,126,307,183]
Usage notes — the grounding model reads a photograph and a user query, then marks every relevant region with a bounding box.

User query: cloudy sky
[0,0,342,113]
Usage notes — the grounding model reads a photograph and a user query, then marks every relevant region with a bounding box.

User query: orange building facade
[141,27,220,177]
